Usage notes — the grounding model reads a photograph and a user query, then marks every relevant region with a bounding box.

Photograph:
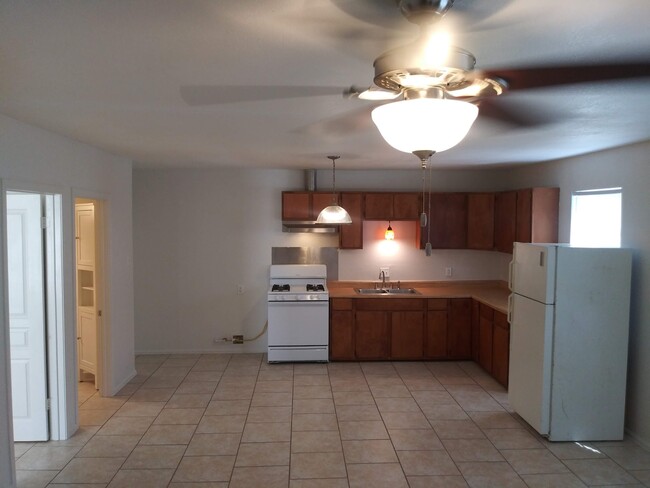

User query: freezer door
[511,243,557,304]
[508,294,554,436]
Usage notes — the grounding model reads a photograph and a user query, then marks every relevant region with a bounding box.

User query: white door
[508,293,554,437]
[7,193,49,441]
[511,243,557,304]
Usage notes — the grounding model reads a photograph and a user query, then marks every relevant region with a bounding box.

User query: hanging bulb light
[316,155,352,224]
[385,221,395,240]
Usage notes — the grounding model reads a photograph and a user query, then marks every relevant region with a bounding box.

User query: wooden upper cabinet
[426,193,468,249]
[494,191,517,253]
[339,192,363,249]
[282,191,338,221]
[467,193,495,250]
[364,192,420,220]
[529,187,560,243]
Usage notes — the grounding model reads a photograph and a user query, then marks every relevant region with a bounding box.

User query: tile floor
[14,353,650,487]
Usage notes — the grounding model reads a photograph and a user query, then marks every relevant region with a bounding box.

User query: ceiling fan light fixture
[371,97,479,154]
[357,87,401,101]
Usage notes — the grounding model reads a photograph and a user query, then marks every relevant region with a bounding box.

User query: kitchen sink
[355,288,420,295]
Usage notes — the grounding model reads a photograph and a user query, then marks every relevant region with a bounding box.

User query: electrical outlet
[237,284,245,295]
[232,335,244,344]
[380,266,390,278]
[445,267,453,277]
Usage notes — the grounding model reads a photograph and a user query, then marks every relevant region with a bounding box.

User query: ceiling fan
[180,0,650,143]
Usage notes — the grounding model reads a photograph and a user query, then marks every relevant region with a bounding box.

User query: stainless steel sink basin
[355,288,420,295]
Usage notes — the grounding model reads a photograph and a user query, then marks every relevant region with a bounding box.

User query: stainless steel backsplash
[271,247,338,280]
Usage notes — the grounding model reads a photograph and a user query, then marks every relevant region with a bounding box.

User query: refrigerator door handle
[507,293,513,323]
[508,259,515,291]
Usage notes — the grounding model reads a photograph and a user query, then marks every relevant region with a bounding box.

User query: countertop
[328,280,510,314]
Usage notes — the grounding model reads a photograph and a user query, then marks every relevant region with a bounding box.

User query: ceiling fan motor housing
[398,0,455,25]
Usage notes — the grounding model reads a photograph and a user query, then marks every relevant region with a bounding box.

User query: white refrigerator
[508,242,632,441]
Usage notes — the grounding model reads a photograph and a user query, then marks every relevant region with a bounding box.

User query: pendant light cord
[427,160,432,242]
[328,155,340,205]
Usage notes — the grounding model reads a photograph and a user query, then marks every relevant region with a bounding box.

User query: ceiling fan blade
[295,105,377,137]
[180,85,345,106]
[477,98,559,128]
[483,61,650,91]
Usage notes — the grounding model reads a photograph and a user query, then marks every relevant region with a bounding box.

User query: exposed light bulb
[385,222,395,240]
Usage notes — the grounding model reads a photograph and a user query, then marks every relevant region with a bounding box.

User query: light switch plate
[380,266,390,278]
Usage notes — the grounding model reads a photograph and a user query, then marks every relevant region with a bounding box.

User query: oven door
[267,300,329,347]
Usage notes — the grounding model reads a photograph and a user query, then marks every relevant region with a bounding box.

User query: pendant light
[385,221,395,240]
[316,155,352,224]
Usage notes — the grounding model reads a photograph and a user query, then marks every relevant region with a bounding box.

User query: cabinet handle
[507,294,513,324]
[508,260,514,290]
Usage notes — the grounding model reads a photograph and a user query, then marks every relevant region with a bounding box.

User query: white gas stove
[267,264,329,362]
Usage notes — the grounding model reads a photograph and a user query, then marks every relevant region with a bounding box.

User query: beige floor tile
[442,439,504,462]
[196,414,246,433]
[107,468,174,488]
[342,439,398,463]
[114,401,165,417]
[236,442,290,466]
[329,379,370,392]
[339,420,389,440]
[15,445,81,470]
[166,393,212,408]
[48,425,100,446]
[294,374,331,386]
[172,455,236,482]
[255,380,294,393]
[122,444,186,469]
[347,463,408,488]
[333,391,375,406]
[389,428,443,450]
[129,388,176,402]
[204,399,250,415]
[420,403,469,421]
[175,380,219,394]
[631,469,650,484]
[369,385,411,398]
[115,384,140,396]
[402,378,446,391]
[230,466,290,488]
[185,371,223,382]
[335,404,381,421]
[468,411,524,429]
[141,376,184,389]
[79,409,115,426]
[484,428,545,449]
[381,411,431,429]
[247,405,292,422]
[430,420,485,439]
[446,385,504,412]
[457,461,527,488]
[520,473,588,487]
[154,407,205,424]
[52,457,124,484]
[79,397,127,411]
[544,441,607,460]
[407,475,469,487]
[291,431,342,453]
[502,449,569,475]
[251,391,293,406]
[563,458,639,485]
[374,397,421,413]
[140,424,196,445]
[294,386,333,399]
[241,421,291,442]
[257,371,294,382]
[185,433,241,456]
[599,444,650,470]
[294,364,328,375]
[290,479,349,488]
[290,452,346,479]
[397,450,459,476]
[292,413,339,431]
[411,390,456,405]
[13,442,34,459]
[15,469,58,488]
[293,398,336,414]
[97,416,154,436]
[76,435,140,458]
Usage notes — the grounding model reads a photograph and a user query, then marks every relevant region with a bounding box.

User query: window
[570,187,622,247]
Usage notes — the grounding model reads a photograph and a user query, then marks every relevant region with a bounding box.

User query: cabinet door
[393,193,420,220]
[339,193,363,249]
[282,192,311,220]
[467,193,495,250]
[355,311,389,359]
[448,298,472,359]
[530,187,560,243]
[312,192,337,220]
[492,311,510,387]
[76,204,95,268]
[494,191,517,253]
[471,300,480,362]
[364,193,393,220]
[478,304,494,373]
[426,310,448,358]
[391,311,425,359]
[516,189,533,243]
[78,310,97,374]
[427,193,468,249]
[330,310,354,360]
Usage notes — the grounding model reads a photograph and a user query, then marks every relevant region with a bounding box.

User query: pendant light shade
[385,221,395,240]
[371,98,479,154]
[316,155,352,225]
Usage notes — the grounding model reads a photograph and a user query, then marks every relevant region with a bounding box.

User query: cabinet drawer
[355,298,426,311]
[428,298,448,311]
[331,298,353,311]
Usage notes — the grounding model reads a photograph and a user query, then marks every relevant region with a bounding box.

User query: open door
[7,192,49,442]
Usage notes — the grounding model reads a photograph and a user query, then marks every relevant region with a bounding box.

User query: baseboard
[134,345,267,355]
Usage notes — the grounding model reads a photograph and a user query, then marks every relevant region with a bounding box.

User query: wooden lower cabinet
[472,300,511,387]
[478,303,494,373]
[391,311,425,359]
[448,299,472,359]
[492,310,510,387]
[355,311,389,359]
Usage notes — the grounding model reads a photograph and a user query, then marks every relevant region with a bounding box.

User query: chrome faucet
[379,270,387,289]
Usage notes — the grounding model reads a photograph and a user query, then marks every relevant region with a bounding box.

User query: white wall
[505,141,650,448]
[0,115,134,488]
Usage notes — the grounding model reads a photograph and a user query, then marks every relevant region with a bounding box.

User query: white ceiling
[1,0,649,170]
